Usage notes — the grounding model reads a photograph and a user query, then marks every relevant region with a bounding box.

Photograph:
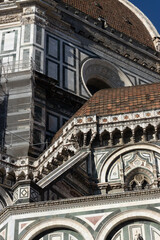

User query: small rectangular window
[23,49,30,68]
[63,43,76,67]
[47,114,59,133]
[34,105,42,123]
[24,24,31,43]
[47,35,60,60]
[46,59,59,81]
[33,129,41,147]
[36,25,42,45]
[63,67,76,92]
[35,50,41,71]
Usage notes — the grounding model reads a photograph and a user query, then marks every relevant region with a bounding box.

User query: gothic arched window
[145,125,155,141]
[112,129,121,145]
[129,174,149,191]
[101,130,110,146]
[123,127,132,144]
[134,126,143,143]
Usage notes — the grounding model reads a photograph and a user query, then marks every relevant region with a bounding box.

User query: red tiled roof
[59,0,155,49]
[52,83,160,143]
[74,83,160,117]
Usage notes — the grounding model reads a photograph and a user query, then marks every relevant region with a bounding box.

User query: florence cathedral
[0,0,160,239]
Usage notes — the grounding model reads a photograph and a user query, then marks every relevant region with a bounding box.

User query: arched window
[77,131,84,147]
[130,180,138,190]
[123,127,132,144]
[141,179,149,189]
[81,58,132,96]
[86,130,92,146]
[157,125,160,140]
[145,125,155,141]
[134,126,143,143]
[86,78,110,95]
[112,129,121,145]
[101,130,110,146]
[91,134,100,147]
[33,229,84,240]
[129,174,149,191]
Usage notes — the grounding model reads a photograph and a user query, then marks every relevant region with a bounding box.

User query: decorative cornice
[0,188,160,224]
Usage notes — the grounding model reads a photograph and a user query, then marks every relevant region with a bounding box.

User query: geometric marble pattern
[108,162,120,181]
[77,212,112,230]
[13,189,18,202]
[19,187,29,198]
[18,220,35,234]
[0,228,6,240]
[31,188,39,202]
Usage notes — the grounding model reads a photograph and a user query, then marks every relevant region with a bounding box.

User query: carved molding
[0,14,21,24]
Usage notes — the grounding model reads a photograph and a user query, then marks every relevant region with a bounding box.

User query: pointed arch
[123,127,132,144]
[100,130,110,146]
[145,124,155,141]
[99,143,160,183]
[134,126,143,143]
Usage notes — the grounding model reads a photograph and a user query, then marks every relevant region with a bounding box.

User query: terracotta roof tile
[59,0,155,49]
[74,83,160,117]
[52,83,160,143]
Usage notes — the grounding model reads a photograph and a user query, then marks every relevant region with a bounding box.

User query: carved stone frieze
[21,16,35,25]
[0,14,21,24]
[23,7,34,15]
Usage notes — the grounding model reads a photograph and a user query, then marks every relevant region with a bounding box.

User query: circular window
[81,58,131,96]
[86,78,110,95]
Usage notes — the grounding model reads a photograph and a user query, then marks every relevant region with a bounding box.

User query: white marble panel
[4,31,15,51]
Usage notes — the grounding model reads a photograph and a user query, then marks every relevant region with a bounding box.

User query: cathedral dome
[59,0,158,49]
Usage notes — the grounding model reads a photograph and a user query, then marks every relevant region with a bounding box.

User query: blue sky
[129,0,160,34]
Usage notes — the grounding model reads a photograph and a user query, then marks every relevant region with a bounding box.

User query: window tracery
[104,149,157,193]
[129,174,149,191]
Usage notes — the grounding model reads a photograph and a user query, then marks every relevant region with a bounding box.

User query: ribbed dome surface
[59,0,155,49]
